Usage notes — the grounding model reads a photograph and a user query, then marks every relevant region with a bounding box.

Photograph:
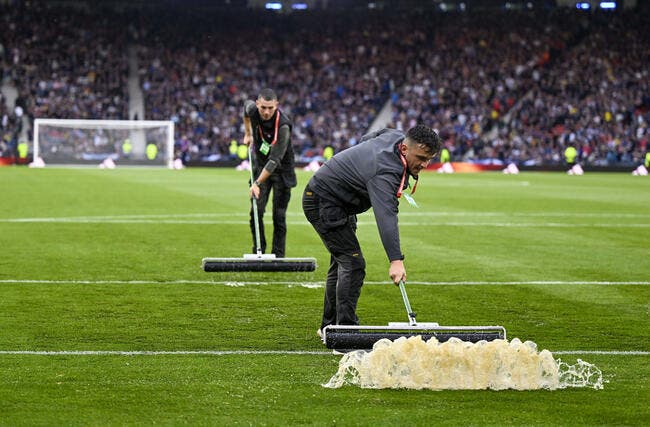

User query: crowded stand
[0,1,647,167]
[0,3,130,123]
[388,9,574,165]
[506,10,649,167]
[389,8,649,167]
[136,10,405,162]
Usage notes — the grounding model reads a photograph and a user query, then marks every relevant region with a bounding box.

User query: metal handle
[248,145,262,256]
[398,280,417,326]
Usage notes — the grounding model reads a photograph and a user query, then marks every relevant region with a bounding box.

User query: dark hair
[406,125,441,155]
[258,88,278,101]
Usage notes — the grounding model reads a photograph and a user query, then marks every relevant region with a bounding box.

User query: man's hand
[389,259,406,285]
[243,134,253,147]
[250,181,260,199]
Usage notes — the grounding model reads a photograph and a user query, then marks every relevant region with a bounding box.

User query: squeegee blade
[323,324,506,350]
[202,257,317,272]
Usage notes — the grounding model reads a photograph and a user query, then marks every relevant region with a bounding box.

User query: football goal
[33,119,175,168]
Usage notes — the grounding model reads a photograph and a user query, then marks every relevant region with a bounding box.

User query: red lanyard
[397,144,418,198]
[257,111,280,145]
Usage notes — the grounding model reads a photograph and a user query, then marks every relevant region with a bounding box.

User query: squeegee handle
[398,280,417,326]
[248,145,263,256]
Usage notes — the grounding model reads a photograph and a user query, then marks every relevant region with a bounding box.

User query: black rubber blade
[325,330,505,350]
[202,257,316,272]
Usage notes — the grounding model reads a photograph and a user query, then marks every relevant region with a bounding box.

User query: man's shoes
[316,328,323,339]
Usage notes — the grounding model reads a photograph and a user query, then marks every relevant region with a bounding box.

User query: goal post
[33,119,175,168]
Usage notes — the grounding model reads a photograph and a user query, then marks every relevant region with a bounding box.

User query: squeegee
[202,146,317,272]
[322,280,506,351]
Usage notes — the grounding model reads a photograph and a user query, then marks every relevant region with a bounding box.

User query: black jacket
[244,100,296,188]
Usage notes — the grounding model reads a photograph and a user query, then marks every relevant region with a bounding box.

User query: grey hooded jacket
[308,128,412,261]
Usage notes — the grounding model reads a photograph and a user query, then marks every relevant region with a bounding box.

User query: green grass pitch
[0,167,648,425]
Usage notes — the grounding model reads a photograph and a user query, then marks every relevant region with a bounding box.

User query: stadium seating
[0,3,647,167]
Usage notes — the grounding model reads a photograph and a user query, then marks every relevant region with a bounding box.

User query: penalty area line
[0,350,647,356]
[0,279,648,286]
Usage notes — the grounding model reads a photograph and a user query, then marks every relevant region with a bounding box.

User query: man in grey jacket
[302,125,441,336]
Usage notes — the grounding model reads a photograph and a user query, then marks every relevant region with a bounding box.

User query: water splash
[558,358,604,389]
[323,336,603,390]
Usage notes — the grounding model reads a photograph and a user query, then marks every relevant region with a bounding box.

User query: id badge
[403,192,419,208]
[260,141,271,155]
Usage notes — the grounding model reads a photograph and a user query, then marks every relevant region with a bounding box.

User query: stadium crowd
[1,3,129,122]
[0,1,647,167]
[390,8,649,167]
[135,10,405,162]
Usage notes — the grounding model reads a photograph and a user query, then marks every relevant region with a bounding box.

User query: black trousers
[250,173,291,257]
[302,185,366,329]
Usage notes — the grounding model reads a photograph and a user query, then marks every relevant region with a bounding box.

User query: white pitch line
[392,222,650,228]
[2,217,649,227]
[0,279,648,286]
[4,211,650,220]
[0,350,332,356]
[0,279,325,286]
[400,212,650,218]
[0,350,646,356]
[2,218,255,225]
[553,351,650,355]
[366,281,650,286]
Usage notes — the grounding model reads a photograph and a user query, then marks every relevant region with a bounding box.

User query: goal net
[33,119,175,168]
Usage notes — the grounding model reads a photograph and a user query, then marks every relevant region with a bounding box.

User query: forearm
[263,125,290,174]
[244,116,252,135]
[254,168,271,185]
[243,101,255,143]
[368,177,403,261]
[376,214,404,262]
